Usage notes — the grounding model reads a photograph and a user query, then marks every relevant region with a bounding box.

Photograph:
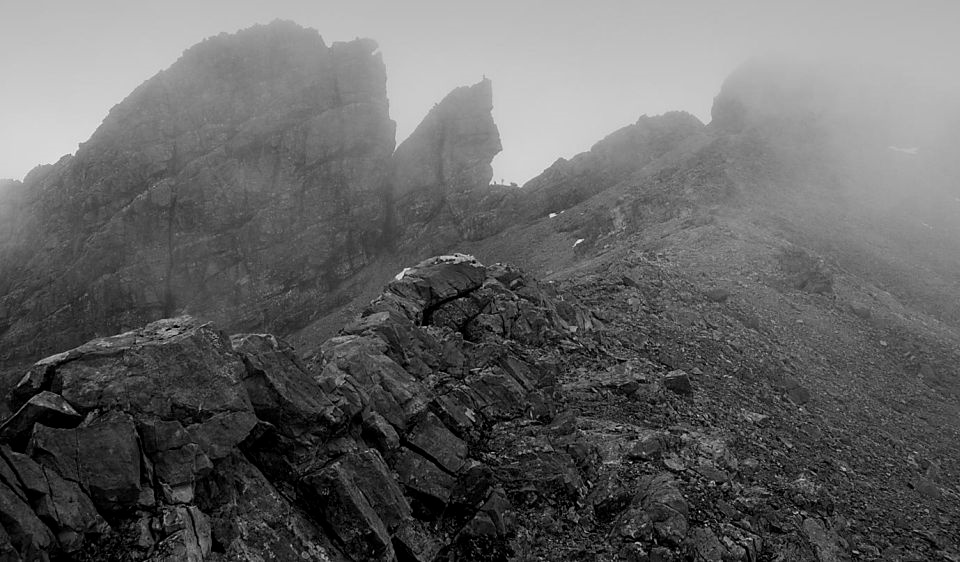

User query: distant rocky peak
[0,21,401,366]
[391,78,502,199]
[585,111,704,171]
[87,21,392,163]
[517,110,705,218]
[0,22,510,367]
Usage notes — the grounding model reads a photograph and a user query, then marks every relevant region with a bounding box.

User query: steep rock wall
[389,79,508,245]
[0,22,504,368]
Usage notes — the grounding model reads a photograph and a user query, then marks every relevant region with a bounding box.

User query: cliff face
[391,79,501,213]
[390,79,506,244]
[0,179,26,243]
[0,22,501,367]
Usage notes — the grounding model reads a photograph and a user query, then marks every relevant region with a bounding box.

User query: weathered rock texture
[0,21,503,369]
[390,79,506,243]
[520,111,705,218]
[0,255,598,561]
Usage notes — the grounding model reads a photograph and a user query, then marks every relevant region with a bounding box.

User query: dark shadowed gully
[3,19,960,562]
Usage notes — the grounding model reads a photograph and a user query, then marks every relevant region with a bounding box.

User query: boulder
[2,448,106,547]
[499,447,587,506]
[786,385,812,406]
[32,464,107,552]
[340,449,413,531]
[6,365,56,413]
[406,412,468,474]
[29,410,142,512]
[375,254,488,325]
[614,473,689,547]
[684,526,725,561]
[343,308,441,378]
[186,410,259,461]
[0,391,81,447]
[301,454,395,561]
[626,430,682,461]
[232,333,347,441]
[394,448,457,511]
[663,370,693,395]
[138,418,213,503]
[194,453,340,561]
[802,518,844,562]
[320,335,429,431]
[50,317,252,420]
[0,475,54,559]
[361,410,401,453]
[151,506,212,562]
[451,492,514,561]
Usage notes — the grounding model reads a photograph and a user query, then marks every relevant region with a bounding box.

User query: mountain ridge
[0,21,502,372]
[2,20,960,561]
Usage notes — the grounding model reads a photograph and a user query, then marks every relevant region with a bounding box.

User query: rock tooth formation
[390,79,502,233]
[0,21,502,370]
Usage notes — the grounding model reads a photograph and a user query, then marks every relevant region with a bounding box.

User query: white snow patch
[573,238,585,248]
[394,267,413,281]
[888,146,920,155]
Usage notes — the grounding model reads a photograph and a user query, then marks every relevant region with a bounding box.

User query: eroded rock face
[0,22,397,365]
[0,256,597,560]
[0,21,506,374]
[0,179,26,243]
[390,79,511,244]
[393,79,500,193]
[0,22,511,374]
[520,111,705,218]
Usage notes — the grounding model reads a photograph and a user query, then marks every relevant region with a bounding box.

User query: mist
[4,5,960,561]
[3,1,960,186]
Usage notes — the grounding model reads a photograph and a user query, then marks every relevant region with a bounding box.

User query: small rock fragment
[663,371,693,395]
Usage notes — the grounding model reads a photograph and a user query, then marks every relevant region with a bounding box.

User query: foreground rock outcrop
[0,255,598,561]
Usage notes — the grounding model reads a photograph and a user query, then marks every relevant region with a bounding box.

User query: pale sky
[1,0,958,184]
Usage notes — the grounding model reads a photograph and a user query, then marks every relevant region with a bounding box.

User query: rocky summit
[0,21,502,371]
[3,19,960,562]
